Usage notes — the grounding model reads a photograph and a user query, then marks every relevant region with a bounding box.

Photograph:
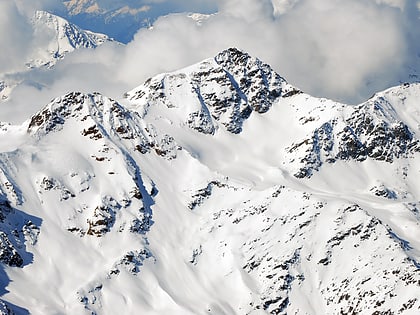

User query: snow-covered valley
[0,48,419,314]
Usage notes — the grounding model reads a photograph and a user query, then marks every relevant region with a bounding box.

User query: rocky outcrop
[0,195,40,268]
[127,48,298,134]
[289,97,419,178]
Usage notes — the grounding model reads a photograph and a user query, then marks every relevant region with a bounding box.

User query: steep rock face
[214,48,297,113]
[28,92,144,139]
[0,192,40,269]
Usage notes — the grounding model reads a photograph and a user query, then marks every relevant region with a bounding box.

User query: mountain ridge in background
[29,10,112,68]
[58,0,217,43]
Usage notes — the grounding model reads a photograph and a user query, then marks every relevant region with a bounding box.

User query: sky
[0,0,419,123]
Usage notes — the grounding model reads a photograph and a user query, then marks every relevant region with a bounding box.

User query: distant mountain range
[29,10,111,68]
[0,10,112,101]
[57,0,217,43]
[0,48,419,314]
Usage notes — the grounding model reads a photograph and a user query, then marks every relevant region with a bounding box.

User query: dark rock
[0,232,23,267]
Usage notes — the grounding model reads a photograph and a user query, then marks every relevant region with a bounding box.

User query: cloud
[1,42,127,123]
[118,0,418,103]
[1,0,419,124]
[0,2,34,74]
[271,0,408,101]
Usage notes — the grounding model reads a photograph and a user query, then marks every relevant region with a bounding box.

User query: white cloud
[1,0,419,123]
[0,2,33,74]
[118,0,417,103]
[216,0,274,19]
[271,0,408,101]
[1,42,127,122]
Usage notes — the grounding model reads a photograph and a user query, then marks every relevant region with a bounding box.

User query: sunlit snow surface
[0,49,419,314]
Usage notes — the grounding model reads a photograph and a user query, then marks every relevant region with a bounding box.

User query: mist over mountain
[0,10,112,106]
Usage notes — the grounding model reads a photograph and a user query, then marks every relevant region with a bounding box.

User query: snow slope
[0,48,419,314]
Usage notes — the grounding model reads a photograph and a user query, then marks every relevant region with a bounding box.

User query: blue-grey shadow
[0,197,42,314]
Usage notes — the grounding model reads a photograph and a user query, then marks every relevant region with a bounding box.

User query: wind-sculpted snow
[0,90,161,313]
[188,183,420,314]
[0,49,419,314]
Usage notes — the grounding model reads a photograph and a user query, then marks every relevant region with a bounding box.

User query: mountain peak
[0,12,114,103]
[214,47,253,66]
[127,47,300,134]
[26,91,178,159]
[29,10,112,68]
[27,92,103,134]
[26,92,140,142]
[213,47,274,75]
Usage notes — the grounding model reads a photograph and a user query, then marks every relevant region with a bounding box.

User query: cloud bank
[0,0,419,123]
[119,0,419,101]
[0,2,34,74]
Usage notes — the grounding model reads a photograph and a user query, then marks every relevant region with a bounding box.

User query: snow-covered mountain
[60,0,168,42]
[0,48,419,314]
[29,10,112,68]
[0,11,112,101]
[57,0,217,43]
